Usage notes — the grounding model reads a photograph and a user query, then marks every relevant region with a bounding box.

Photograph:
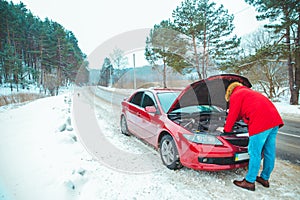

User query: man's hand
[222,131,233,135]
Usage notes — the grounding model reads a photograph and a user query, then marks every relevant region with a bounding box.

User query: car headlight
[183,133,223,145]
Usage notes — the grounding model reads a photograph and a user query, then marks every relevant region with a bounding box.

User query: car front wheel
[160,135,182,170]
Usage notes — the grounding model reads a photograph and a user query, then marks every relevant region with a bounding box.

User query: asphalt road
[277,118,300,165]
[90,86,300,166]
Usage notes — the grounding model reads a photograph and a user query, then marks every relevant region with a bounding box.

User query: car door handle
[136,112,141,117]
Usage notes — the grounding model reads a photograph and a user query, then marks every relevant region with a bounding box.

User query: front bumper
[180,155,249,171]
[178,135,249,171]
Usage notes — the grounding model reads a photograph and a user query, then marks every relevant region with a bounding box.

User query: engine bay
[169,111,248,134]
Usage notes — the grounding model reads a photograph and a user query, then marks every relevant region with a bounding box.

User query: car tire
[160,135,183,170]
[120,115,130,136]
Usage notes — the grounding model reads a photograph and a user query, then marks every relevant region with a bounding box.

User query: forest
[0,0,88,96]
[143,0,300,104]
[1,0,299,105]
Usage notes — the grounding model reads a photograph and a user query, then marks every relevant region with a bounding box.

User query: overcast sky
[11,0,263,67]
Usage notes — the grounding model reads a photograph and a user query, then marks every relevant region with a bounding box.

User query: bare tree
[109,47,128,69]
[227,29,289,99]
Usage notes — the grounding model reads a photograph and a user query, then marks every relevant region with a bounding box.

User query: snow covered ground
[0,88,299,200]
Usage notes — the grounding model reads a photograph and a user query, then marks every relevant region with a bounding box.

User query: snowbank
[0,89,299,200]
[274,101,300,119]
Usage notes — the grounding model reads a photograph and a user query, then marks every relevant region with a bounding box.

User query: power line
[234,6,252,15]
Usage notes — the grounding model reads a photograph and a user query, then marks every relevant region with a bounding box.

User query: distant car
[120,74,252,171]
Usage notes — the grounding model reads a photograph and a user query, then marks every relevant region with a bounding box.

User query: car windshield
[170,105,224,114]
[157,92,180,113]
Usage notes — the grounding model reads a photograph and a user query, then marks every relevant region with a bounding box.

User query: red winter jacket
[224,86,284,136]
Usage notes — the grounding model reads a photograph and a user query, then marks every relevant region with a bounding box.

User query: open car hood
[168,74,252,113]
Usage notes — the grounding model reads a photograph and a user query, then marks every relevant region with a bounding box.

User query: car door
[138,91,161,145]
[126,91,145,137]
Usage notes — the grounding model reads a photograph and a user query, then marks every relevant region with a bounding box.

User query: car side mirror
[145,106,157,114]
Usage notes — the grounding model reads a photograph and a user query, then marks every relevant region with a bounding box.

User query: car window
[157,92,180,113]
[141,92,156,108]
[130,91,144,106]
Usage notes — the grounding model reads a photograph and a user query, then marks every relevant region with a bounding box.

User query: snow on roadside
[0,89,299,200]
[0,86,39,96]
[274,101,300,120]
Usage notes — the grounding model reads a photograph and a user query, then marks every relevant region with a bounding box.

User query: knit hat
[225,82,243,102]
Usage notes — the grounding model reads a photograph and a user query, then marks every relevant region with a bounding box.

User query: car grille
[198,156,248,165]
[225,138,249,147]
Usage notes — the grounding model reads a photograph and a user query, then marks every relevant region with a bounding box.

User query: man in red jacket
[224,82,284,191]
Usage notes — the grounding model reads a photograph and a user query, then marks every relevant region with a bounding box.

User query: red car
[120,74,252,171]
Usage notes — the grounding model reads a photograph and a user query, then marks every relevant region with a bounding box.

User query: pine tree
[245,0,300,104]
[99,57,113,87]
[145,20,189,88]
[172,0,240,79]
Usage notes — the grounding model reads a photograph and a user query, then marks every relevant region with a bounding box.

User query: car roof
[136,88,182,94]
[153,88,182,93]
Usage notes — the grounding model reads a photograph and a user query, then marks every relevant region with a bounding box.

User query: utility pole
[133,53,136,89]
